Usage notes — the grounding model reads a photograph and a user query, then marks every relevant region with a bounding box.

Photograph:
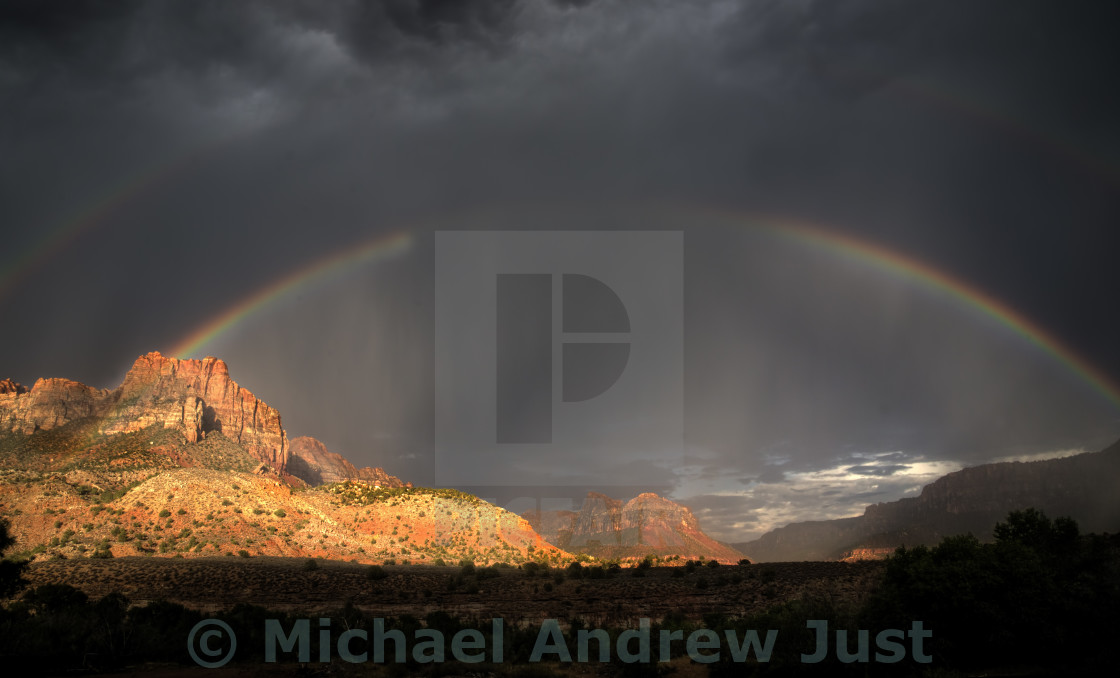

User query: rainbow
[814,60,1120,189]
[6,74,1116,306]
[162,204,1120,413]
[683,207,1120,411]
[167,230,413,358]
[0,137,236,302]
[884,76,1120,189]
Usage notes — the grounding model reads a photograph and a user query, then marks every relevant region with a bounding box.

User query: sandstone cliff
[0,352,288,474]
[527,491,744,563]
[0,378,112,434]
[287,436,409,488]
[0,378,28,395]
[0,353,573,566]
[734,440,1120,562]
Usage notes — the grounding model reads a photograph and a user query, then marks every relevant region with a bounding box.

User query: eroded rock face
[527,491,744,563]
[0,378,28,395]
[0,352,289,474]
[98,352,288,472]
[287,436,408,488]
[0,377,112,434]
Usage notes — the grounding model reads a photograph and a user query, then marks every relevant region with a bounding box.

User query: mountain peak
[122,352,231,389]
[102,352,286,471]
[528,491,743,563]
[1,352,288,475]
[287,435,409,488]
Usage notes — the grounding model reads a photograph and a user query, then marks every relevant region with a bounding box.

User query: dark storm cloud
[0,0,523,107]
[2,0,1119,540]
[375,0,517,45]
[845,464,909,477]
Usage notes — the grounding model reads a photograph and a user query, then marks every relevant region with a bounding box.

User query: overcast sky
[2,1,1119,541]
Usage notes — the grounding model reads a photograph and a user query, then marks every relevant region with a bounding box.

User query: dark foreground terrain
[23,556,881,625]
[3,509,1117,677]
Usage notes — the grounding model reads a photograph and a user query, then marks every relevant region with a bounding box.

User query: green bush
[862,508,1119,673]
[0,518,29,598]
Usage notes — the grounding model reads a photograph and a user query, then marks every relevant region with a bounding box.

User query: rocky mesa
[1,352,288,475]
[526,491,745,563]
[0,353,568,566]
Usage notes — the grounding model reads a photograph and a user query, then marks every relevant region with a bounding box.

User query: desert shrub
[367,565,388,581]
[632,556,653,577]
[862,509,1120,673]
[0,519,29,598]
[22,583,88,614]
[158,509,171,518]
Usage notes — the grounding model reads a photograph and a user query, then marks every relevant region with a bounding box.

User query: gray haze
[2,1,1119,540]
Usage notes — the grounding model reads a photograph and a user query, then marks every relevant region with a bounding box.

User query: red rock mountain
[0,378,29,395]
[0,353,568,566]
[526,491,745,563]
[1,352,288,474]
[287,436,409,488]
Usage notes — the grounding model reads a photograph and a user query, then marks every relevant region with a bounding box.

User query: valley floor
[19,556,883,625]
